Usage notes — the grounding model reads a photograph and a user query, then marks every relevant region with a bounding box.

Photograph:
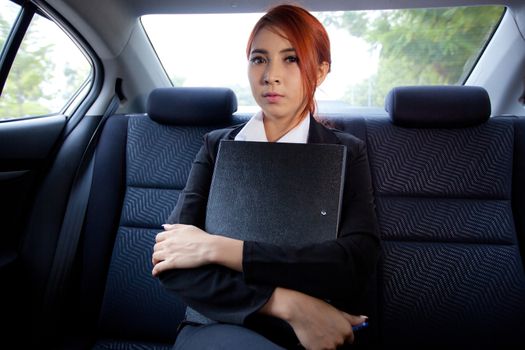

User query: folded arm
[154,131,273,324]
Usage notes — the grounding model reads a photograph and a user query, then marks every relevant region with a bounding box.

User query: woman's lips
[263,92,283,103]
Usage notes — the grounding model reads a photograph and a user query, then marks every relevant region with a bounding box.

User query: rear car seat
[360,85,525,345]
[49,85,525,347]
[75,87,242,348]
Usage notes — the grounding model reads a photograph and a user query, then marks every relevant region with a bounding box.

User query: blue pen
[352,321,369,331]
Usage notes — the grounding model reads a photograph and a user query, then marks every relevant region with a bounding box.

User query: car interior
[1,0,525,348]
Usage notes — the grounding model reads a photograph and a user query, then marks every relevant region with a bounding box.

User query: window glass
[0,11,92,120]
[142,6,504,111]
[0,1,20,54]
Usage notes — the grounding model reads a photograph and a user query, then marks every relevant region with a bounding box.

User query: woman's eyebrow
[280,48,296,54]
[250,48,268,55]
[250,48,296,55]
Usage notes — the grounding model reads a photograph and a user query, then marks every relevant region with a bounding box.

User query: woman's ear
[316,61,330,86]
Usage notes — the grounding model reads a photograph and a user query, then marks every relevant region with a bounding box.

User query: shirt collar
[234,111,310,144]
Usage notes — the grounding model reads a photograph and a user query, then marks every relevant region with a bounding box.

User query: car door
[0,0,101,341]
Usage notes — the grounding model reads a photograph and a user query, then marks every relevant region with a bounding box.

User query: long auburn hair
[246,4,331,120]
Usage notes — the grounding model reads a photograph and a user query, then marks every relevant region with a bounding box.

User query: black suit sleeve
[242,138,380,301]
[159,131,274,325]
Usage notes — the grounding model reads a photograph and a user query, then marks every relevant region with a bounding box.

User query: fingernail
[360,315,368,320]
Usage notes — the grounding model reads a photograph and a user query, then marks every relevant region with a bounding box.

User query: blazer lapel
[307,115,341,145]
[226,123,246,140]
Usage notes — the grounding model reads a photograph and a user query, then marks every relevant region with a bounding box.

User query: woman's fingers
[341,313,368,344]
[151,247,164,265]
[155,231,165,243]
[151,224,213,273]
[342,313,368,326]
[155,224,177,242]
[152,260,169,276]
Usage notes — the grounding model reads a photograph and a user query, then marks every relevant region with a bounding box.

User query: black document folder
[187,140,347,324]
[205,140,347,245]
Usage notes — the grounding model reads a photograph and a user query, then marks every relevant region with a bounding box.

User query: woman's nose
[264,62,281,85]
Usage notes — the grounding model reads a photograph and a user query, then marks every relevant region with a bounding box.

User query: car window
[0,0,20,54]
[142,6,504,111]
[0,6,92,121]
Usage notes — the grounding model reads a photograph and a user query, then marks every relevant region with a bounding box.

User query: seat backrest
[364,86,525,345]
[79,87,242,347]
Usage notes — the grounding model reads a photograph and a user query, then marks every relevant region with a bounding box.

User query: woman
[152,4,379,349]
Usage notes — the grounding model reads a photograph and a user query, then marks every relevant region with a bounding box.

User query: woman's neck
[262,112,307,142]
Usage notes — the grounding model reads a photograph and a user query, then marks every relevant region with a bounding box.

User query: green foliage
[0,12,55,119]
[0,41,54,118]
[0,9,93,120]
[335,6,505,106]
[62,60,92,103]
[1,16,9,52]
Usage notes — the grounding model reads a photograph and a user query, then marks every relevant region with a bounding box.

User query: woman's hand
[152,224,244,276]
[152,224,214,276]
[260,287,367,350]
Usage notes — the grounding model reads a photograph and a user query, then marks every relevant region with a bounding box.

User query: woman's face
[248,27,306,123]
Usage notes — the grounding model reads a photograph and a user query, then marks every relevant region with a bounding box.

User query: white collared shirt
[234,111,310,144]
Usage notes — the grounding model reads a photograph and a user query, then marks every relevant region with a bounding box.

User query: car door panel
[0,115,66,271]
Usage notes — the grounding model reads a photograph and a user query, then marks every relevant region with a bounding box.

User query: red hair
[246,4,331,119]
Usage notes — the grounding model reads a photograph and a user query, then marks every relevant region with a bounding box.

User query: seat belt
[43,94,120,322]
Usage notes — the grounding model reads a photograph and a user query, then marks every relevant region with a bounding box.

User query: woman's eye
[285,56,299,63]
[250,56,266,65]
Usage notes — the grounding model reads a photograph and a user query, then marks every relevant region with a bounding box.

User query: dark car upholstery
[367,85,525,344]
[74,88,243,348]
[31,86,525,348]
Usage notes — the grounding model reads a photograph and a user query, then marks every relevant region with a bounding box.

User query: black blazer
[161,116,379,345]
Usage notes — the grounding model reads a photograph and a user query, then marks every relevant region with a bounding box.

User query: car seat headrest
[385,85,491,128]
[147,87,238,125]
